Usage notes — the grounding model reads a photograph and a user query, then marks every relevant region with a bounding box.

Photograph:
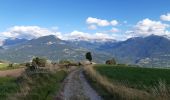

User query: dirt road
[56,68,102,100]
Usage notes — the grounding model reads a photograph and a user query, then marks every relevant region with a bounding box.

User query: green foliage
[25,62,36,71]
[22,70,67,100]
[0,77,19,100]
[105,58,116,65]
[25,62,31,68]
[0,70,67,100]
[85,52,92,62]
[26,57,47,71]
[59,60,79,66]
[94,65,170,91]
[59,60,71,64]
[0,63,23,70]
[32,57,47,67]
[8,63,13,68]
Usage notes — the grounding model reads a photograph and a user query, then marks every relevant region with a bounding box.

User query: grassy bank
[84,64,170,100]
[0,77,19,100]
[0,68,67,100]
[13,69,67,100]
[84,70,115,100]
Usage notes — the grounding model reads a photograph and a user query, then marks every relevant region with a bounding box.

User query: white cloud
[130,18,169,37]
[86,17,110,26]
[110,20,118,26]
[88,24,97,30]
[86,17,118,27]
[0,26,62,40]
[95,33,113,40]
[160,13,170,21]
[64,30,118,41]
[0,26,122,41]
[111,27,119,33]
[67,30,91,39]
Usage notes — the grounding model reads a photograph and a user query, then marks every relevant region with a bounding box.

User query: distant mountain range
[3,38,28,46]
[0,35,112,63]
[0,35,170,67]
[97,35,170,67]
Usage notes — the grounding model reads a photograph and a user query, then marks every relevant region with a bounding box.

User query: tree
[86,52,92,62]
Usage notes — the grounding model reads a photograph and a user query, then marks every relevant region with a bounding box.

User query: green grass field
[0,63,9,69]
[0,63,24,70]
[94,64,170,90]
[84,64,170,100]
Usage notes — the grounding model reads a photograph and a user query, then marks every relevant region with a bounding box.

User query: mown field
[94,64,170,90]
[85,64,170,100]
[0,63,24,70]
[0,63,9,69]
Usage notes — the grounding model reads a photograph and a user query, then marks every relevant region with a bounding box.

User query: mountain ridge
[0,34,170,67]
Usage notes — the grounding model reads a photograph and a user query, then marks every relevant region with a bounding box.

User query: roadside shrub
[106,58,116,65]
[8,63,13,68]
[59,60,71,64]
[32,57,47,67]
[25,62,36,71]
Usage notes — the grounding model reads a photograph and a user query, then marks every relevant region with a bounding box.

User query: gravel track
[56,68,102,100]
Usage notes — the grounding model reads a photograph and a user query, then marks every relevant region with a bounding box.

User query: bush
[8,63,13,68]
[59,60,70,64]
[32,57,47,67]
[25,62,36,71]
[106,58,116,65]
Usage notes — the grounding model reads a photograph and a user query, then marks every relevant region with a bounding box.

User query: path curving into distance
[56,68,102,100]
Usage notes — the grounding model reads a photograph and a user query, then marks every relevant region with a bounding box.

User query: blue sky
[0,0,170,40]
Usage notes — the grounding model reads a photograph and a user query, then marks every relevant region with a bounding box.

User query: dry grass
[151,80,170,100]
[7,64,70,100]
[84,65,153,100]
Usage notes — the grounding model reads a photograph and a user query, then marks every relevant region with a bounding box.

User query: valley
[0,0,170,99]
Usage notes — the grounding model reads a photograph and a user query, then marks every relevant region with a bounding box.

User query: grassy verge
[0,68,67,100]
[84,71,116,100]
[84,64,170,100]
[14,69,67,100]
[0,77,19,100]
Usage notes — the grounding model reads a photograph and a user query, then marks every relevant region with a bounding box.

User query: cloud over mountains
[160,13,170,21]
[128,18,170,37]
[0,13,170,41]
[1,26,62,40]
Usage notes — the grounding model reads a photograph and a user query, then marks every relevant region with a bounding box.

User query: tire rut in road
[56,68,102,100]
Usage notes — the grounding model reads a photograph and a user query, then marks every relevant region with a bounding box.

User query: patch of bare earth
[0,68,25,77]
[56,68,102,100]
